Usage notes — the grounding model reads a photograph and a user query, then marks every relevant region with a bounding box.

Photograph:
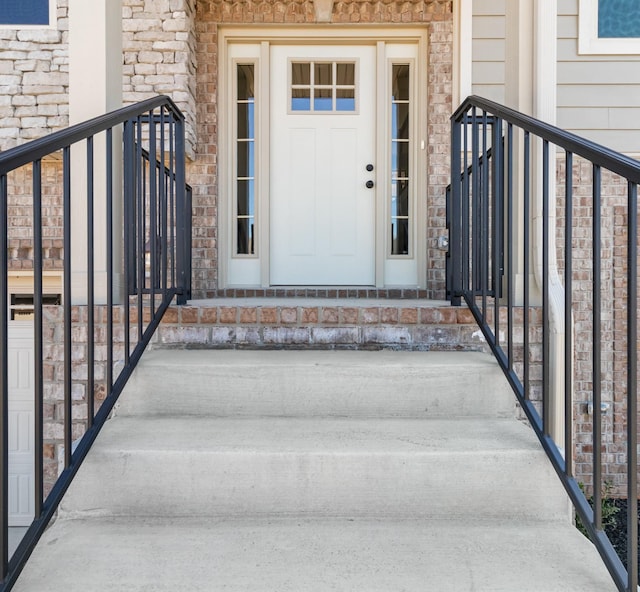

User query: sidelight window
[235,64,256,255]
[390,64,410,256]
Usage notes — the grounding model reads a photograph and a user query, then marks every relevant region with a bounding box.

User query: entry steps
[13,351,616,591]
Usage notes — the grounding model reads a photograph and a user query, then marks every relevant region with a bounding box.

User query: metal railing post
[627,181,638,592]
[0,174,8,582]
[450,114,462,306]
[175,114,188,305]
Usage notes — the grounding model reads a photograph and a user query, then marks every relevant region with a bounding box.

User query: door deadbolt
[366,164,374,172]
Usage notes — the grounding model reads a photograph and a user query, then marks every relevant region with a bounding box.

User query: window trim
[0,0,57,30]
[219,28,429,289]
[579,0,640,55]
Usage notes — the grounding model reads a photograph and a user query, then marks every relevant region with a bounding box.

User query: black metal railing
[0,96,191,591]
[449,95,639,592]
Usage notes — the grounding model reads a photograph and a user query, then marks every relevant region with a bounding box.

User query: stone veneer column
[68,0,123,304]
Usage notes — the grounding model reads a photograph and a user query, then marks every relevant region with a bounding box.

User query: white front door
[8,324,35,526]
[270,44,377,285]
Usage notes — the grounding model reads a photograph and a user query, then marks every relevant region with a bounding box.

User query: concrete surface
[11,350,619,591]
[59,416,569,522]
[14,518,616,592]
[115,350,516,418]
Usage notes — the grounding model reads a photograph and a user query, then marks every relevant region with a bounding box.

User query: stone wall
[0,0,69,151]
[0,0,198,156]
[122,0,198,158]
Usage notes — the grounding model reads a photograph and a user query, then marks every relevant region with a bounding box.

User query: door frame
[218,26,429,289]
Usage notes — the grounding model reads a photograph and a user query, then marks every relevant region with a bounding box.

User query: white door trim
[219,26,429,289]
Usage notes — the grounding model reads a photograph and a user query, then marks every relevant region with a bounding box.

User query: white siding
[557,0,640,154]
[471,0,505,103]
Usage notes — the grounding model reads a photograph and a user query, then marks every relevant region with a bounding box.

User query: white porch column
[505,0,565,444]
[68,0,123,305]
[453,0,472,108]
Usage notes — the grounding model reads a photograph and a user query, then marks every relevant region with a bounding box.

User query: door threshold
[211,287,429,300]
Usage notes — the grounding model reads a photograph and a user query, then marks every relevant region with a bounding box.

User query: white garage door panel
[8,325,35,526]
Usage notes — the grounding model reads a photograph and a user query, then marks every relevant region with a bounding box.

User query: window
[0,0,53,27]
[598,0,640,37]
[235,64,256,256]
[390,64,411,256]
[579,0,640,53]
[290,61,356,112]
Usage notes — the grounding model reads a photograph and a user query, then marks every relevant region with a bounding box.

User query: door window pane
[292,62,310,85]
[237,102,254,139]
[392,65,410,101]
[237,180,255,217]
[237,218,254,255]
[290,61,356,112]
[336,63,355,85]
[292,88,311,111]
[314,88,332,111]
[238,65,255,101]
[336,89,355,111]
[237,141,255,178]
[391,141,409,180]
[314,63,333,85]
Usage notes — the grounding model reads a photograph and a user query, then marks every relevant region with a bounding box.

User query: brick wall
[190,0,454,298]
[1,0,453,299]
[556,155,635,496]
[7,162,64,271]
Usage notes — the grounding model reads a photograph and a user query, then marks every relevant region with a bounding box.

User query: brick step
[154,298,482,349]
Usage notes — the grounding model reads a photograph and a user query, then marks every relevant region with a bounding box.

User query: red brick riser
[153,303,486,350]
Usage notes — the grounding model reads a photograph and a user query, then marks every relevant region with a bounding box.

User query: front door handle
[366,180,374,189]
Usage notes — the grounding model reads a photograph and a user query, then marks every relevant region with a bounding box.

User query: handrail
[453,96,640,184]
[449,96,638,592]
[0,96,191,591]
[0,96,183,174]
